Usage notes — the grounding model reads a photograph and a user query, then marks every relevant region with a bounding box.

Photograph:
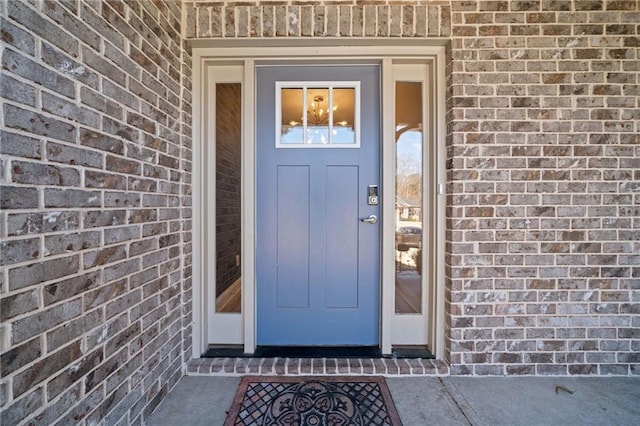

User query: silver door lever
[360,215,377,224]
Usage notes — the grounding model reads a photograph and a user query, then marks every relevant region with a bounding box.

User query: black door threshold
[390,346,435,359]
[203,345,434,359]
[254,346,382,358]
[203,346,381,358]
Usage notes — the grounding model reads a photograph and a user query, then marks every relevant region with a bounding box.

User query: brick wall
[185,0,451,38]
[185,0,640,376]
[0,0,191,424]
[0,4,637,425]
[445,0,639,376]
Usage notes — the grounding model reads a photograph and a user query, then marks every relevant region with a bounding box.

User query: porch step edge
[186,357,450,376]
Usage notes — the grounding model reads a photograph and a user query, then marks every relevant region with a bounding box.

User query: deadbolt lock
[368,185,379,206]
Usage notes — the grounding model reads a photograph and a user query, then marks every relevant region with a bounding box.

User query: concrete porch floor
[147,375,640,425]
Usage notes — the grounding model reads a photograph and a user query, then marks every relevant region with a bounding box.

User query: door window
[277,82,359,147]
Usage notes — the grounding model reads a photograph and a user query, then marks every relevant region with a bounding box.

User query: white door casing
[191,40,447,358]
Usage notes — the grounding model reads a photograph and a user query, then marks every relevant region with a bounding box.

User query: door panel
[325,166,359,308]
[276,166,310,308]
[256,65,380,346]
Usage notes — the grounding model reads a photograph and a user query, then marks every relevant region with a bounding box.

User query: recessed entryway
[191,40,447,359]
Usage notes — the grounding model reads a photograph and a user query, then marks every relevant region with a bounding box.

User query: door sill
[254,346,382,359]
[203,345,434,359]
[391,345,435,360]
[203,345,381,358]
[202,345,245,358]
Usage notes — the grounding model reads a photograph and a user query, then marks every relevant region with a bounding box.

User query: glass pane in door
[306,87,330,144]
[280,88,304,144]
[395,81,423,314]
[332,88,356,144]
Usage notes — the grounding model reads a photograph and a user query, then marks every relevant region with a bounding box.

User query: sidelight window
[395,81,424,315]
[215,83,242,314]
[390,63,432,347]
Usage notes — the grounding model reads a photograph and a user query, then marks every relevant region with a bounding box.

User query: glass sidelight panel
[395,81,423,314]
[215,83,242,313]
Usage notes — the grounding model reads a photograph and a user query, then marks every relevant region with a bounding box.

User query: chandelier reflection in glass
[306,95,348,127]
[279,84,358,146]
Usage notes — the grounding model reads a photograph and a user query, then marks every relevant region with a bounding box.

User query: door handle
[360,214,378,224]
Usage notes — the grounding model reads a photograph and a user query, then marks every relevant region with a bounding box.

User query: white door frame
[191,39,447,358]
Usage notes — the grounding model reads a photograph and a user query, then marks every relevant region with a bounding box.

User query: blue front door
[256,65,381,345]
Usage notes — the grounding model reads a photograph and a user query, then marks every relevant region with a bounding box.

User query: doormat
[224,376,402,426]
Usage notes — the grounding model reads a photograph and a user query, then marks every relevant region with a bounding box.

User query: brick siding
[0,1,638,424]
[0,1,191,424]
[184,0,639,376]
[444,0,639,376]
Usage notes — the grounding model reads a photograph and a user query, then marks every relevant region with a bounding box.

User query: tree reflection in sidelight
[395,82,423,314]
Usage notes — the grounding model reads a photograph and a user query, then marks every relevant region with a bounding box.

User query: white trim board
[191,41,448,359]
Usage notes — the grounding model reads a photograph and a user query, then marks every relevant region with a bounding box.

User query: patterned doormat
[224,376,402,425]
